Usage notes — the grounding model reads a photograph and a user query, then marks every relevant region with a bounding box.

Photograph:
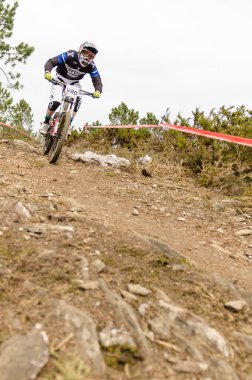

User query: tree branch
[0,66,15,88]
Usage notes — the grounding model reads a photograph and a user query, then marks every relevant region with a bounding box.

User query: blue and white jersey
[44,50,102,93]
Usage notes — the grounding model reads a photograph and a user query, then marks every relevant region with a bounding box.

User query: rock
[92,259,106,273]
[56,300,105,375]
[80,257,89,279]
[173,360,209,374]
[142,168,152,177]
[132,209,139,216]
[127,284,152,296]
[210,242,232,256]
[186,319,230,357]
[120,289,138,302]
[11,140,40,154]
[70,151,130,168]
[14,202,31,219]
[77,280,99,290]
[233,216,247,223]
[38,193,55,198]
[37,249,56,261]
[147,238,183,260]
[0,329,49,380]
[209,358,239,380]
[99,325,136,350]
[235,229,252,236]
[90,249,101,256]
[158,299,230,357]
[177,217,186,222]
[172,264,187,272]
[138,155,152,165]
[233,332,252,354]
[159,207,167,213]
[26,223,74,235]
[148,314,171,341]
[100,280,150,356]
[138,303,150,316]
[0,178,8,186]
[224,300,248,312]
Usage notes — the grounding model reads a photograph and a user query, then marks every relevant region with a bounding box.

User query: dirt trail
[7,141,250,289]
[0,140,251,380]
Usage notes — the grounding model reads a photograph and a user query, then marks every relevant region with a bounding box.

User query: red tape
[160,123,252,147]
[86,123,252,147]
[0,122,37,141]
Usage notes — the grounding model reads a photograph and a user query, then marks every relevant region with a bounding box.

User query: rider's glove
[44,71,52,81]
[92,90,101,98]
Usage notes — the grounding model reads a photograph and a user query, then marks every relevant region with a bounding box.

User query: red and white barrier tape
[160,123,252,147]
[86,123,252,147]
[2,120,251,148]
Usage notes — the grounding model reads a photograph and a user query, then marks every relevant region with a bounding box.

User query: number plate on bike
[65,85,79,100]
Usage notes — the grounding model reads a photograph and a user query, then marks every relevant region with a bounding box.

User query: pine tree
[0,0,34,89]
[9,98,33,132]
[0,81,13,122]
[109,102,139,125]
[139,112,159,125]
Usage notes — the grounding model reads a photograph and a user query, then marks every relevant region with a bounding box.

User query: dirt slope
[0,139,251,380]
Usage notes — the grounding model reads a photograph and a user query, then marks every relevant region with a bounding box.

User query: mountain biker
[39,41,102,135]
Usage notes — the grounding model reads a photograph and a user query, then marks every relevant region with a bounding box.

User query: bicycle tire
[42,112,60,156]
[48,111,71,164]
[43,134,53,155]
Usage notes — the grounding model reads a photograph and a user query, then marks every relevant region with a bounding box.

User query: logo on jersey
[65,63,85,78]
[67,51,74,58]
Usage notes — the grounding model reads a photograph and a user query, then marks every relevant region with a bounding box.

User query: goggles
[80,49,96,63]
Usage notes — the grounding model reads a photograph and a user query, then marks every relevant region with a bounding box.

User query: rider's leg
[40,82,63,135]
[40,102,60,135]
[44,109,54,124]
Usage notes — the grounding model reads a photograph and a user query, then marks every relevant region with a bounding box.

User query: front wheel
[48,111,71,164]
[42,112,60,155]
[43,133,53,155]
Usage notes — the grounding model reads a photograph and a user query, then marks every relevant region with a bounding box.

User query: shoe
[39,123,49,135]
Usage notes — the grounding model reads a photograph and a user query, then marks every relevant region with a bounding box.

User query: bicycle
[42,79,93,164]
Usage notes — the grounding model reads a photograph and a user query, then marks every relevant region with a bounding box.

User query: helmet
[78,41,98,67]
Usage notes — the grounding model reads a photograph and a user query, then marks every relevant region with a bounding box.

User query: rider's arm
[89,65,103,93]
[44,56,59,73]
[44,51,70,73]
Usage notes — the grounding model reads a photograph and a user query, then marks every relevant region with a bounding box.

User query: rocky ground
[0,138,251,380]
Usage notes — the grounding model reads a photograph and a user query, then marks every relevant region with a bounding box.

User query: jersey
[44,50,103,93]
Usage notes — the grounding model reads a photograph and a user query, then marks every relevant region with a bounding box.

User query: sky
[5,0,252,132]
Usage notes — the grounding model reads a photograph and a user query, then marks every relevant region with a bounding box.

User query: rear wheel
[48,111,71,164]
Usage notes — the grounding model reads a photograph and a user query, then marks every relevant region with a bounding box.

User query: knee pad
[48,101,60,112]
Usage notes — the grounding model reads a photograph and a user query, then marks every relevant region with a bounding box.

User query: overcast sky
[6,0,252,131]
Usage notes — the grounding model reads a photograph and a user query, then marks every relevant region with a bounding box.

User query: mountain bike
[43,79,93,164]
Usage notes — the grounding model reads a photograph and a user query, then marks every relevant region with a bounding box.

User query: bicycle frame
[43,79,93,163]
[49,79,93,136]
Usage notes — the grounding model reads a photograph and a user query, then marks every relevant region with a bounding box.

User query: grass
[0,244,12,257]
[152,256,192,268]
[103,344,139,369]
[42,356,92,380]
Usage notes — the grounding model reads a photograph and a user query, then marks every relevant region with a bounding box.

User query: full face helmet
[78,41,98,67]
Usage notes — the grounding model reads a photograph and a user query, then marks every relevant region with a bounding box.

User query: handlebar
[49,78,94,97]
